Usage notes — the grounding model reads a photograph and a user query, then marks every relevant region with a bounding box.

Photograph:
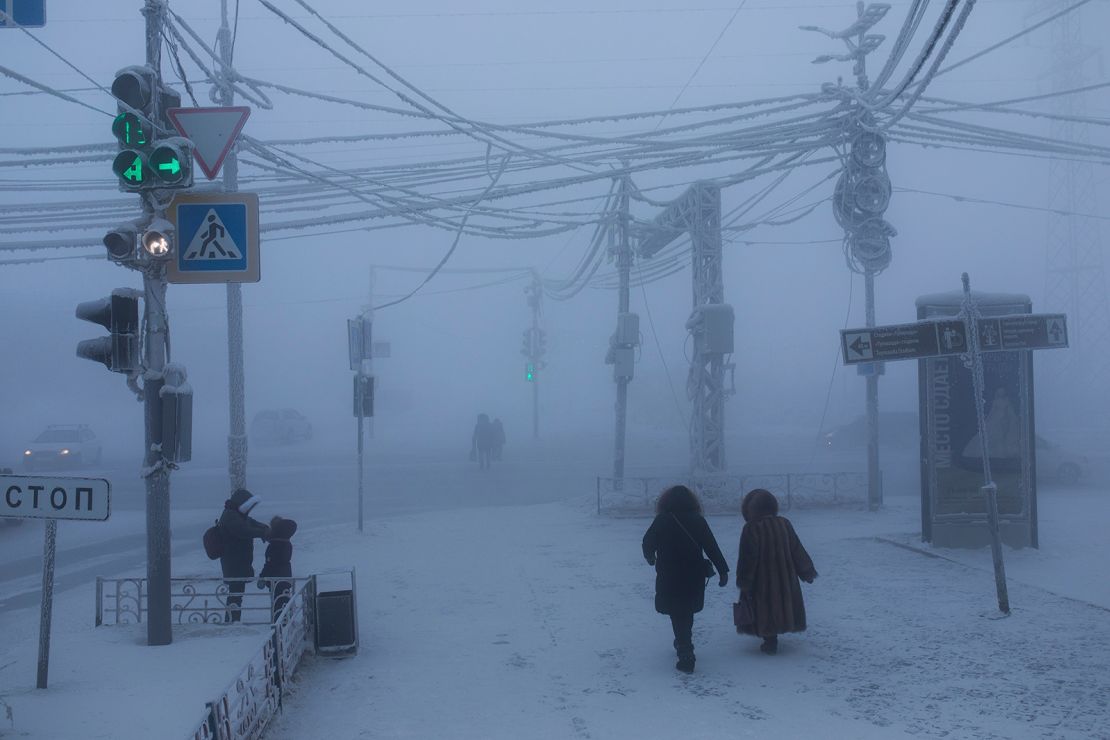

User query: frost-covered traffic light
[75,290,140,373]
[110,66,192,191]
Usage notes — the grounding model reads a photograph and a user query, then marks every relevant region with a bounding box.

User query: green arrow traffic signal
[112,151,146,187]
[149,143,185,184]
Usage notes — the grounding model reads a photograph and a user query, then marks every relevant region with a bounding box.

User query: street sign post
[0,1,46,28]
[841,278,1068,616]
[166,106,250,180]
[1,474,110,689]
[841,313,1068,365]
[166,192,260,284]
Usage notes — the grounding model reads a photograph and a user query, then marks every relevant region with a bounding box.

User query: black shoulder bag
[671,513,716,585]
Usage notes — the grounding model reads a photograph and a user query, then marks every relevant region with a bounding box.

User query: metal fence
[96,575,315,627]
[596,472,868,516]
[94,573,337,740]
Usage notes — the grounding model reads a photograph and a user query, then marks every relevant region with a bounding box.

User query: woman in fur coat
[735,488,817,654]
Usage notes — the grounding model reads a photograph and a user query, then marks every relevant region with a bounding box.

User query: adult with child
[642,485,730,674]
[735,488,818,655]
[217,488,270,623]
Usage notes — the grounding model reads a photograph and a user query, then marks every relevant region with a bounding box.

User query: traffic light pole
[613,177,631,482]
[141,0,172,647]
[218,0,248,492]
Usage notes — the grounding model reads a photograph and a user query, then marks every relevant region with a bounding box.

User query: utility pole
[366,266,375,440]
[141,0,172,646]
[218,0,248,492]
[808,3,894,510]
[529,275,543,439]
[612,176,633,481]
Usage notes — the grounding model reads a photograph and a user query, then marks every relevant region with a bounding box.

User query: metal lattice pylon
[1040,1,1110,406]
[637,182,728,474]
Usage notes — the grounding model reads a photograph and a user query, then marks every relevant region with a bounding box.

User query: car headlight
[60,448,70,456]
[24,449,32,456]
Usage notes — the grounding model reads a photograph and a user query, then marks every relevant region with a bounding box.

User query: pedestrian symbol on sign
[184,209,243,260]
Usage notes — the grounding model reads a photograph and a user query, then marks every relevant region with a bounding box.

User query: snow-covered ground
[2,480,1108,739]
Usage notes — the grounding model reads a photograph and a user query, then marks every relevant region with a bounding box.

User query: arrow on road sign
[166,106,250,180]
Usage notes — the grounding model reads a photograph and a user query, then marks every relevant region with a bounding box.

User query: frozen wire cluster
[0,0,1107,294]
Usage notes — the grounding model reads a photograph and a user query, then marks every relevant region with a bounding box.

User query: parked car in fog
[251,409,313,444]
[822,412,920,450]
[23,425,102,470]
[1036,435,1087,485]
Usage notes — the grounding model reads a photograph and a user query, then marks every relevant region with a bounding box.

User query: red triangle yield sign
[166,106,251,180]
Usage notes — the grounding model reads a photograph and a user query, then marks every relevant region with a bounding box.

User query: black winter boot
[676,647,695,673]
[760,636,778,655]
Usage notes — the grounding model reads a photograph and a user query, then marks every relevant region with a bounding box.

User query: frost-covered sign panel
[166,192,260,284]
[0,1,46,28]
[0,475,110,521]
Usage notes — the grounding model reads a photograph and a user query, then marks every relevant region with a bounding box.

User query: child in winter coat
[259,515,298,622]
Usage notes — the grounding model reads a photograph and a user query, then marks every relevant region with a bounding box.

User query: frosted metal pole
[961,273,1010,615]
[35,520,57,689]
[865,268,881,510]
[613,177,631,482]
[142,0,172,647]
[219,0,248,492]
[356,375,364,532]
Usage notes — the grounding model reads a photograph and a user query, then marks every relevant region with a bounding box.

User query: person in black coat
[259,516,297,622]
[642,485,730,673]
[217,488,270,623]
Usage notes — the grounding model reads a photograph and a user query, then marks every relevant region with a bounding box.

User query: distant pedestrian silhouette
[471,413,495,470]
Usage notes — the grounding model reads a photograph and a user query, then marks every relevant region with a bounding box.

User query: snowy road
[266,497,1110,740]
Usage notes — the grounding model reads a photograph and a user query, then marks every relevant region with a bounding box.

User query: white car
[1036,435,1087,485]
[23,425,103,471]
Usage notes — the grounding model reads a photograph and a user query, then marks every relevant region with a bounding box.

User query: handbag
[671,514,715,583]
[733,594,754,630]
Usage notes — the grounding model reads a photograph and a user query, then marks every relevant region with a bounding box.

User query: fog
[2,1,1109,471]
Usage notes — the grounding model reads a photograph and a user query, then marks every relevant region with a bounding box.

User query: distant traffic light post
[522,274,545,439]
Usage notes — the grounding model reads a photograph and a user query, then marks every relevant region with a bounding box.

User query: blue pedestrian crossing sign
[166,192,260,284]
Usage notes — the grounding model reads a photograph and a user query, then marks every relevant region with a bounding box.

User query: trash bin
[314,569,359,656]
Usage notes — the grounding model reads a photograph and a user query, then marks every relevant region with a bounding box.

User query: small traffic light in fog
[75,290,139,373]
[525,363,536,382]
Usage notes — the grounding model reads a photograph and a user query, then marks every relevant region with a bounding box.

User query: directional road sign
[0,474,110,521]
[166,192,260,284]
[841,313,1068,365]
[0,1,46,27]
[166,106,250,180]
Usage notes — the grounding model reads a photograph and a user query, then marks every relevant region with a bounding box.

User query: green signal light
[525,363,536,382]
[111,112,147,146]
[150,145,186,184]
[112,150,145,185]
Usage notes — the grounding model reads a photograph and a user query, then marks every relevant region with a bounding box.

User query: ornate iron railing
[93,572,338,740]
[596,471,868,516]
[96,576,315,627]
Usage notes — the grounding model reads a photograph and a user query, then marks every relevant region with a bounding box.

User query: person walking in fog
[491,418,506,461]
[471,413,495,470]
[642,485,730,674]
[218,488,270,623]
[259,515,298,622]
[735,488,817,655]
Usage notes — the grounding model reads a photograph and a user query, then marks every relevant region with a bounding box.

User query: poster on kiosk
[917,291,1038,549]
